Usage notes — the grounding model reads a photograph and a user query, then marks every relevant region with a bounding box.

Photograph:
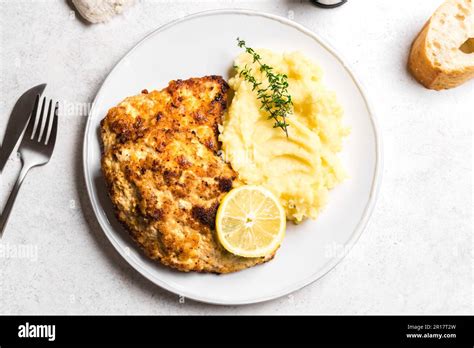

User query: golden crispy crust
[100,76,274,273]
[409,21,439,88]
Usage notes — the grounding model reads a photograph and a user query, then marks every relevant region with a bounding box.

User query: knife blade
[0,83,46,172]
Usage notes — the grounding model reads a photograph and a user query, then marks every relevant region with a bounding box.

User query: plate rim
[82,8,384,306]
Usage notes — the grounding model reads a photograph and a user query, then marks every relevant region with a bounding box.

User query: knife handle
[0,163,31,237]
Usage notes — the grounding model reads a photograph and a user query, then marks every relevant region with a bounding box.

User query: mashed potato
[220,49,349,222]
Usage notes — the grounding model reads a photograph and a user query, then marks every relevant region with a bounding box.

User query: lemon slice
[216,185,286,258]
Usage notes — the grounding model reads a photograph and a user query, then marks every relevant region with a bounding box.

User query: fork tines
[26,95,59,145]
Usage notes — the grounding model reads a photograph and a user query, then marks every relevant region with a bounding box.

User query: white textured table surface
[0,0,472,314]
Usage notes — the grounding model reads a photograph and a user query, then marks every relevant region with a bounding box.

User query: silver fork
[0,95,59,237]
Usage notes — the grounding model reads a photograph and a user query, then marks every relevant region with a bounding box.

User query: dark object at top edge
[310,0,347,9]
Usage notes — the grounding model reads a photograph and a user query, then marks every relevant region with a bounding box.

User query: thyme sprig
[234,38,293,137]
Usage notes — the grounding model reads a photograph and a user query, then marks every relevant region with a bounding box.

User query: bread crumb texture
[408,0,474,90]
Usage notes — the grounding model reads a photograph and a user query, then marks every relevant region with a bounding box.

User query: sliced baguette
[408,0,474,90]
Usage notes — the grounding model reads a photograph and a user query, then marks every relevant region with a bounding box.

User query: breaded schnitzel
[100,76,274,273]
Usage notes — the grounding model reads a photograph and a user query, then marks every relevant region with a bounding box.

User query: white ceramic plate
[83,9,382,305]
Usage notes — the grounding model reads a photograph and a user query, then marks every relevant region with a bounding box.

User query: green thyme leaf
[235,38,293,137]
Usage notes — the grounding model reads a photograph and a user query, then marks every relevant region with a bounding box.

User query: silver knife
[0,83,46,172]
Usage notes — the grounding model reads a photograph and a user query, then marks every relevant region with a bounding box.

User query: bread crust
[408,0,474,90]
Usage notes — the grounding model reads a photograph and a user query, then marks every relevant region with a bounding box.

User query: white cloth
[72,0,135,23]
